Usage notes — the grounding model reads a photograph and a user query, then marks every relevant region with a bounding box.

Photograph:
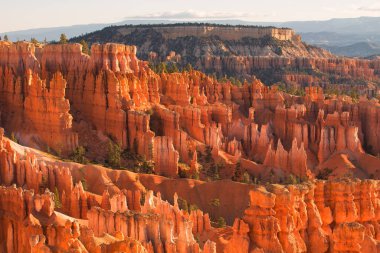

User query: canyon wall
[1,41,380,180]
[1,128,380,252]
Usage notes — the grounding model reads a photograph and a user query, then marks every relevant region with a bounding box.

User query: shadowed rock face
[0,41,380,252]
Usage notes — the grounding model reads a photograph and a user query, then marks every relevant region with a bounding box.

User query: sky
[1,0,380,32]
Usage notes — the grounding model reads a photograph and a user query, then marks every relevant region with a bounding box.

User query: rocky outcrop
[242,179,380,253]
[0,42,78,154]
[153,136,179,177]
[264,139,311,179]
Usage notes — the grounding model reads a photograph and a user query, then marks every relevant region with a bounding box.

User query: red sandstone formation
[1,121,380,253]
[1,41,380,252]
[2,40,377,182]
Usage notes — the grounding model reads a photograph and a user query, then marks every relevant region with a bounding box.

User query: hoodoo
[0,35,380,252]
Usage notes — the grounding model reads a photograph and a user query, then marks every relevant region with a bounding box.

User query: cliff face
[243,180,380,253]
[1,41,380,252]
[0,42,78,154]
[1,129,380,253]
[1,41,380,180]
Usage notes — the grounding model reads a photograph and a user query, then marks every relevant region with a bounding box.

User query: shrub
[207,163,221,181]
[30,38,39,44]
[10,132,18,143]
[177,197,189,212]
[216,217,226,228]
[232,162,243,181]
[145,108,154,115]
[184,63,193,72]
[54,187,62,208]
[138,159,155,174]
[209,198,220,207]
[316,168,333,180]
[189,204,199,211]
[80,179,88,191]
[70,146,88,164]
[204,146,212,162]
[192,171,200,180]
[241,172,251,184]
[107,141,121,168]
[122,149,155,174]
[140,192,146,206]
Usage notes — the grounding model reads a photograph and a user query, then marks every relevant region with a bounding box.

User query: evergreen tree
[70,146,88,164]
[107,140,121,168]
[4,35,9,41]
[59,33,68,44]
[216,217,226,228]
[184,63,193,72]
[30,38,39,44]
[79,39,90,55]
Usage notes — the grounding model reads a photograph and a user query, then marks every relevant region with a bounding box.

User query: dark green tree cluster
[215,217,226,228]
[218,75,242,87]
[107,141,121,168]
[122,149,155,174]
[177,197,199,213]
[209,198,220,207]
[149,61,180,74]
[70,146,89,164]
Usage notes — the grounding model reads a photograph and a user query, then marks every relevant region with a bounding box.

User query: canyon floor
[0,40,380,252]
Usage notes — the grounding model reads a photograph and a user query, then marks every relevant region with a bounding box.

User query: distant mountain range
[324,42,380,58]
[3,16,380,57]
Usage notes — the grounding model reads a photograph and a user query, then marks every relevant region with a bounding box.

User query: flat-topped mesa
[116,24,297,41]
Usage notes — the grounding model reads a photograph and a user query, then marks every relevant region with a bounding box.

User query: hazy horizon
[2,0,380,33]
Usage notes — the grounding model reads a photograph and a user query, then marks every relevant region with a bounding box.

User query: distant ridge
[3,16,380,57]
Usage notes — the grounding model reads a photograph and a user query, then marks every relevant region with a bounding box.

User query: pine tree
[59,33,68,44]
[216,217,226,228]
[107,141,121,168]
[4,35,9,41]
[79,39,90,55]
[30,38,38,44]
